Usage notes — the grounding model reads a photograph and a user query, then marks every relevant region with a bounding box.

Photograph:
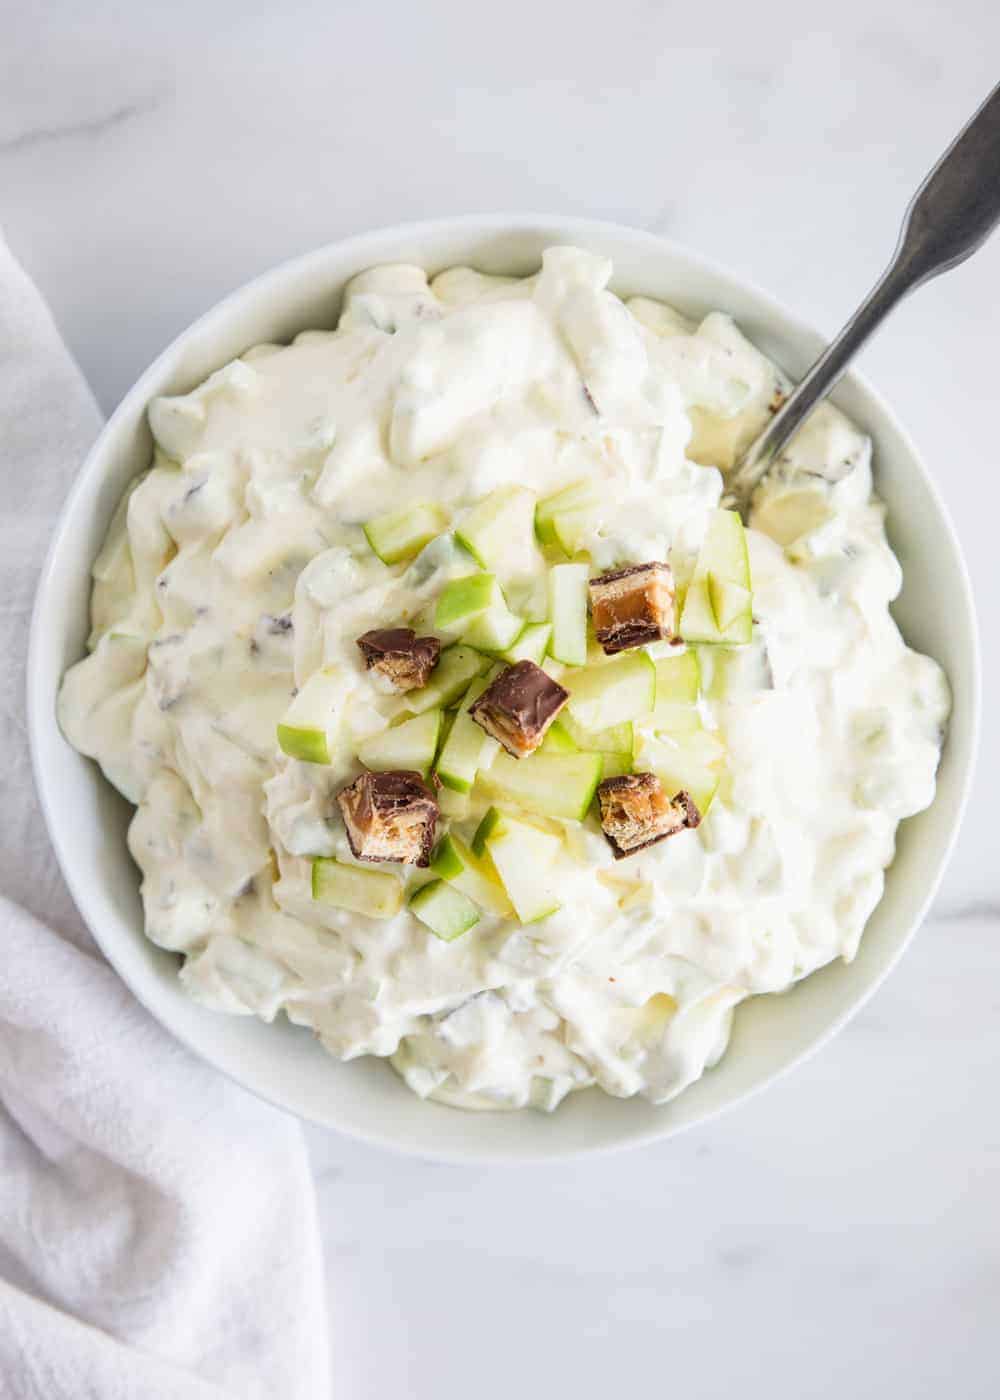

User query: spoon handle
[728,79,1000,504]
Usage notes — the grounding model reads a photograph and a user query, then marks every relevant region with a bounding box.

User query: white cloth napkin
[0,235,331,1398]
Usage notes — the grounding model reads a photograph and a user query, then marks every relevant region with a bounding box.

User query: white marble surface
[4,1,998,1395]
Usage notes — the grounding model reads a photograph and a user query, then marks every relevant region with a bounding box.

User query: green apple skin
[455,486,538,574]
[551,506,600,557]
[477,750,603,823]
[565,651,655,732]
[679,509,753,645]
[430,832,513,916]
[654,651,700,702]
[561,714,633,757]
[548,563,589,666]
[707,573,752,641]
[277,723,331,765]
[501,621,552,666]
[538,719,579,755]
[460,583,524,652]
[356,710,442,779]
[311,858,403,918]
[471,805,506,857]
[434,573,497,629]
[363,502,448,564]
[634,729,725,818]
[535,479,600,547]
[409,879,481,941]
[479,811,564,924]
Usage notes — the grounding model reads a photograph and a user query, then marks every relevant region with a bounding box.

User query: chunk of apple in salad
[679,509,753,645]
[277,667,350,764]
[472,808,565,924]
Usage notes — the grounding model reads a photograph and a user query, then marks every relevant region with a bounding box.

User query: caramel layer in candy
[336,770,439,866]
[589,563,675,654]
[469,660,569,759]
[356,628,441,692]
[597,772,699,858]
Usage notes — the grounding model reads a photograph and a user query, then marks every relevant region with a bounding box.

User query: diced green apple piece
[463,608,524,654]
[435,708,457,755]
[679,509,753,645]
[646,702,702,737]
[471,805,505,857]
[654,651,700,702]
[500,621,551,666]
[648,653,702,733]
[455,485,537,572]
[408,879,481,941]
[436,727,490,795]
[434,573,497,629]
[535,479,601,547]
[406,646,487,714]
[539,719,579,755]
[437,786,471,820]
[541,656,568,683]
[561,716,633,757]
[708,574,752,636]
[598,752,632,779]
[473,808,564,924]
[565,651,655,732]
[548,562,589,666]
[363,502,448,564]
[276,725,330,764]
[477,750,603,822]
[635,728,725,817]
[551,507,601,557]
[506,575,551,625]
[277,666,348,764]
[683,573,752,646]
[676,576,715,640]
[460,580,524,652]
[430,833,513,916]
[701,507,750,575]
[311,858,403,918]
[429,832,467,879]
[356,710,442,778]
[434,674,501,793]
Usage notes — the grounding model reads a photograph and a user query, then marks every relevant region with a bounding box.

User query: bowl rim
[27,213,982,1162]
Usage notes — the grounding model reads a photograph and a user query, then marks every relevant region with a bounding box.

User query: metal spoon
[725,79,1000,515]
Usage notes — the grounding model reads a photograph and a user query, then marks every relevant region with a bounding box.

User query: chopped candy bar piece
[468,660,569,759]
[336,770,439,867]
[596,772,700,858]
[589,563,675,654]
[356,627,441,692]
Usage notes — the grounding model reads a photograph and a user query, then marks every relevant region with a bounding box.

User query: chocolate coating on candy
[597,772,700,858]
[589,562,675,654]
[356,628,441,692]
[469,660,569,759]
[336,770,439,866]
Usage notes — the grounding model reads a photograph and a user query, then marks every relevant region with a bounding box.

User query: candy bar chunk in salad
[596,772,700,859]
[468,660,569,759]
[589,562,675,655]
[356,628,441,692]
[336,770,439,867]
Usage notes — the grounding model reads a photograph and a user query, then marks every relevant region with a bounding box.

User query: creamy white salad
[59,247,949,1112]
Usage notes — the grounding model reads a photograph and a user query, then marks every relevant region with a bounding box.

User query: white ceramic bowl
[28,215,979,1163]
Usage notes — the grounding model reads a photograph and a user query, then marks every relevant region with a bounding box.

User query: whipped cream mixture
[59,248,949,1111]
